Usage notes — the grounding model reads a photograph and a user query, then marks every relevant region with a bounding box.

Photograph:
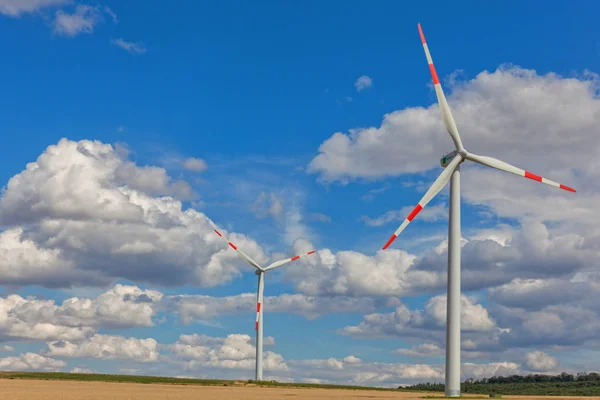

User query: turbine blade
[263,250,318,271]
[382,155,462,250]
[213,229,264,270]
[465,153,576,193]
[418,23,464,151]
[256,273,264,331]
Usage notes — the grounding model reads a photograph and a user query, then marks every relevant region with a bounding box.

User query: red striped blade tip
[560,184,576,193]
[418,23,426,44]
[255,322,258,331]
[382,234,397,250]
[307,250,316,255]
[214,229,222,236]
[291,255,300,261]
[228,242,237,250]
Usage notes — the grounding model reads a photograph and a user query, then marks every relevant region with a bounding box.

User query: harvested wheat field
[0,379,598,400]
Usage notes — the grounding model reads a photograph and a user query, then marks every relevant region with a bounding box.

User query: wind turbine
[381,23,576,397]
[213,228,317,381]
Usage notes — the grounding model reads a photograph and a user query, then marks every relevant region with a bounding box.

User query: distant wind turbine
[213,228,317,381]
[381,23,576,397]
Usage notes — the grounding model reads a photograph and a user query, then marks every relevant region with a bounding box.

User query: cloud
[308,66,598,190]
[0,284,164,344]
[524,351,559,372]
[2,280,386,336]
[0,138,268,288]
[182,157,208,173]
[340,294,499,340]
[103,6,117,23]
[52,284,163,328]
[290,356,443,385]
[116,165,196,201]
[283,240,441,298]
[360,184,390,202]
[2,345,15,352]
[488,278,596,310]
[246,189,310,246]
[462,362,521,380]
[409,220,594,294]
[354,75,373,92]
[0,352,65,371]
[168,333,288,371]
[111,38,147,55]
[289,355,521,386]
[163,334,465,385]
[53,5,103,38]
[251,191,284,220]
[395,343,444,357]
[167,292,389,323]
[0,294,94,342]
[47,334,159,362]
[495,303,600,350]
[0,0,67,17]
[336,96,353,104]
[71,366,93,373]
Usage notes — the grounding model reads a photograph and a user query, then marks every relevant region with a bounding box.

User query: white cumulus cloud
[111,38,147,55]
[182,157,208,172]
[0,138,268,288]
[47,334,159,362]
[168,333,288,372]
[0,0,66,17]
[0,352,65,371]
[525,351,559,372]
[354,75,373,92]
[53,5,103,37]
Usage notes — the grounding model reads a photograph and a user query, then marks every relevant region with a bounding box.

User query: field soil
[1,379,598,400]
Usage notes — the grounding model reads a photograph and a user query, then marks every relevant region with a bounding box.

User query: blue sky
[0,0,598,386]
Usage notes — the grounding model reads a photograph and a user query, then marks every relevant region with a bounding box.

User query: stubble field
[1,379,598,400]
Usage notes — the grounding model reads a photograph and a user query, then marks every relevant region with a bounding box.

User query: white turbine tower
[213,228,317,381]
[381,23,576,397]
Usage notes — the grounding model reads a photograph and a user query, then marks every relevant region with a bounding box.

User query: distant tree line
[469,372,600,384]
[401,372,600,396]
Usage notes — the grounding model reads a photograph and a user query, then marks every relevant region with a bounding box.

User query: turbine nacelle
[440,150,459,168]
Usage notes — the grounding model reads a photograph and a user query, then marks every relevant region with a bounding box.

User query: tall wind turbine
[213,228,317,381]
[381,23,576,397]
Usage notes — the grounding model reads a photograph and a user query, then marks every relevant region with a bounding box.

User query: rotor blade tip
[214,229,222,236]
[418,23,425,44]
[382,234,398,250]
[560,184,576,193]
[308,250,316,255]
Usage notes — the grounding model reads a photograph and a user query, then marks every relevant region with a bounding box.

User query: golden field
[1,378,598,400]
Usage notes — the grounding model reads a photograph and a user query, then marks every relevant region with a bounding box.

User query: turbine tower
[381,23,576,397]
[213,228,317,381]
